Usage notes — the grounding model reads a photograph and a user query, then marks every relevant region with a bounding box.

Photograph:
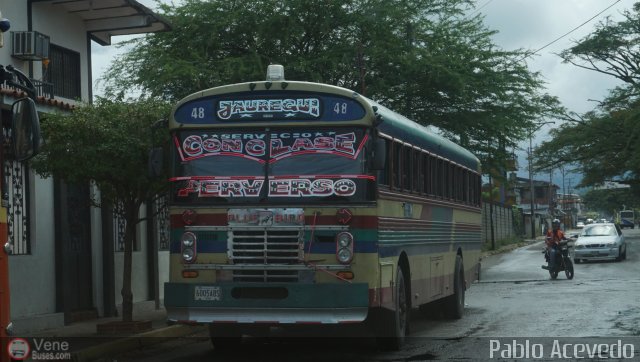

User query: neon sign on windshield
[175,131,367,163]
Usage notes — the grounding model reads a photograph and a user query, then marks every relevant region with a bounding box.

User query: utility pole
[528,136,535,238]
[527,121,554,238]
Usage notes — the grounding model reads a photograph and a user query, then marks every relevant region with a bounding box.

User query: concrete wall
[3,0,168,333]
[482,203,516,245]
[9,172,61,332]
[0,1,29,65]
[114,208,151,306]
[4,0,88,333]
[31,2,90,101]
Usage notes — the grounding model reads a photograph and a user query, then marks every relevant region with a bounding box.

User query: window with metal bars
[5,159,31,255]
[45,44,81,99]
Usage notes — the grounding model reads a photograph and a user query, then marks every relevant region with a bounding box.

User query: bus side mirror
[148,147,164,178]
[11,97,41,161]
[370,138,386,170]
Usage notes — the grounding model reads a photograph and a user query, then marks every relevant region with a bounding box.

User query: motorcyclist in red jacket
[545,219,566,272]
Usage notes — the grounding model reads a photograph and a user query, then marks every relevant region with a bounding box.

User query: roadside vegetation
[535,3,640,198]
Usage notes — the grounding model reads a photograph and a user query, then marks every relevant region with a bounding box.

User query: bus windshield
[170,127,374,205]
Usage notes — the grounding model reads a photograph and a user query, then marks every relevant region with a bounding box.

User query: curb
[481,238,544,258]
[71,324,206,362]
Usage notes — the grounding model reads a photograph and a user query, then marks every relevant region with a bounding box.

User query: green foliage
[536,3,640,194]
[560,3,640,101]
[101,0,563,170]
[512,205,524,236]
[29,97,171,322]
[30,98,171,211]
[582,188,640,215]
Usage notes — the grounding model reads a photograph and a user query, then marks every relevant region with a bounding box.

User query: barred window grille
[155,196,170,251]
[5,160,30,255]
[113,202,142,252]
[47,44,80,99]
[113,203,127,252]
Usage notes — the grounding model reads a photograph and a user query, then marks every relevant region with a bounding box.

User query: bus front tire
[375,265,408,351]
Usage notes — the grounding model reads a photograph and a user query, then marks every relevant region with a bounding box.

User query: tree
[536,2,640,192]
[30,98,170,322]
[101,0,562,169]
[582,188,640,216]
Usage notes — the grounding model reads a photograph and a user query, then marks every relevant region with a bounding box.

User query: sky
[479,0,635,188]
[90,0,637,190]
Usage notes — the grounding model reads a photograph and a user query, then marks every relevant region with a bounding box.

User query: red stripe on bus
[171,214,379,228]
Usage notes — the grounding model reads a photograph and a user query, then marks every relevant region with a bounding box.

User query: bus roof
[366,99,480,171]
[171,80,480,171]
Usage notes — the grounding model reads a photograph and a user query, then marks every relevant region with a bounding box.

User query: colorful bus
[163,65,482,350]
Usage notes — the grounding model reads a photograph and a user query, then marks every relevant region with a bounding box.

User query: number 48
[191,107,205,119]
[333,102,348,114]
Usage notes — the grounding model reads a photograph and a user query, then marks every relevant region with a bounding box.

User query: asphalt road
[114,228,640,361]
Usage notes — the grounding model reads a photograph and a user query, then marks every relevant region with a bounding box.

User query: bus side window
[456,167,463,201]
[402,145,411,191]
[417,150,424,194]
[463,169,469,203]
[377,138,391,186]
[390,141,399,190]
[423,153,430,195]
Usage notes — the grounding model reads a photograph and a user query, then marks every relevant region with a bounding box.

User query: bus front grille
[229,228,303,282]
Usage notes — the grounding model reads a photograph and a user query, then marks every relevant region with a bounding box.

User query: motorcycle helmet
[552,219,560,228]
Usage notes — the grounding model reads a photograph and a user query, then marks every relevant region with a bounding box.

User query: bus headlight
[337,248,353,264]
[337,232,352,247]
[182,232,196,247]
[336,232,354,264]
[181,232,197,263]
[182,248,195,263]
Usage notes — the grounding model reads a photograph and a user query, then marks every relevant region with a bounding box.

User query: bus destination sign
[217,98,320,120]
[173,92,366,124]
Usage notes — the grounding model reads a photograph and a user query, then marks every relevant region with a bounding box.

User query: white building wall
[0,1,28,66]
[2,1,87,333]
[3,0,166,331]
[31,2,89,101]
[114,208,150,307]
[9,173,61,332]
[90,185,104,317]
[158,251,169,303]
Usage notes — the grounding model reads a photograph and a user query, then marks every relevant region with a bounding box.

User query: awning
[33,0,171,45]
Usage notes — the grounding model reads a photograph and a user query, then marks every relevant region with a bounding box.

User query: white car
[576,221,585,228]
[574,223,627,263]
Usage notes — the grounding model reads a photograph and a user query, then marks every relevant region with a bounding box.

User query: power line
[467,0,496,18]
[523,0,622,61]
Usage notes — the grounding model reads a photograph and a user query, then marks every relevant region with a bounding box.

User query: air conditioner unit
[11,31,50,60]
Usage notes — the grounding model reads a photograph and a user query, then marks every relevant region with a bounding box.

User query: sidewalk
[481,235,545,258]
[12,303,205,362]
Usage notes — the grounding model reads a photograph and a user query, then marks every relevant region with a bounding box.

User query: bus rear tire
[443,255,465,319]
[375,265,408,351]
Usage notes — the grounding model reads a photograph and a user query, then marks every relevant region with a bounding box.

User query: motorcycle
[541,238,574,280]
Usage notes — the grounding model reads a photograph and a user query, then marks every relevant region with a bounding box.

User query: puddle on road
[610,307,640,335]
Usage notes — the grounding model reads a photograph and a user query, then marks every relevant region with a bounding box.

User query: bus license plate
[194,286,222,301]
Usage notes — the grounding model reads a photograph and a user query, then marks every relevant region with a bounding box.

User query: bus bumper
[164,282,370,324]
